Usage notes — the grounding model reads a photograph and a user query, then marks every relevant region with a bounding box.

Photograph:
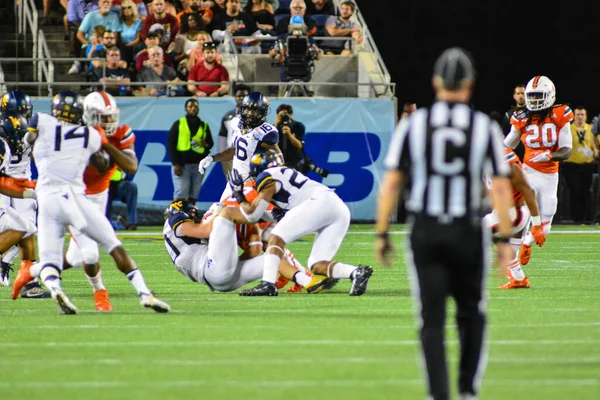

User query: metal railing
[17,0,38,61]
[36,30,55,96]
[0,63,6,94]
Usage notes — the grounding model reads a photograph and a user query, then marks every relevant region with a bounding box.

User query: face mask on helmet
[83,91,120,135]
[524,76,556,111]
[240,92,270,129]
[0,113,28,156]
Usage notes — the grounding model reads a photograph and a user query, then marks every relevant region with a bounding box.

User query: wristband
[531,215,541,226]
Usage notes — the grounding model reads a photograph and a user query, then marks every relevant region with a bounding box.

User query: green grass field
[1,224,599,400]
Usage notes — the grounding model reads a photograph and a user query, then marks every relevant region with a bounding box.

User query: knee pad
[80,246,100,266]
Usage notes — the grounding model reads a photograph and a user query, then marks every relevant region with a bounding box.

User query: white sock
[40,266,62,292]
[522,231,534,247]
[262,253,281,283]
[86,270,106,292]
[30,262,42,277]
[284,249,306,272]
[331,262,358,279]
[293,271,312,287]
[2,246,19,264]
[125,268,151,295]
[508,258,525,280]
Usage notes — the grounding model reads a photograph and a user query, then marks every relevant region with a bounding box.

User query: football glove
[270,207,286,222]
[529,151,552,163]
[198,155,213,175]
[228,169,247,204]
[531,225,546,247]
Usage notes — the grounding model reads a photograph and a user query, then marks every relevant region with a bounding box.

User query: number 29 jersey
[231,117,279,180]
[254,166,331,210]
[29,112,103,195]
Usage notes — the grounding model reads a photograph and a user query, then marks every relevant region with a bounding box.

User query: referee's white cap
[432,47,476,90]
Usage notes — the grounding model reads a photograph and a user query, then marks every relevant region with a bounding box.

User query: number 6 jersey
[29,112,103,195]
[231,117,279,180]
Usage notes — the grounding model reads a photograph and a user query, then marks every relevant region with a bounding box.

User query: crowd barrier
[30,96,397,221]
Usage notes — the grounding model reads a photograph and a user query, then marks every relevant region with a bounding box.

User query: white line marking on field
[1,339,600,348]
[0,378,596,389]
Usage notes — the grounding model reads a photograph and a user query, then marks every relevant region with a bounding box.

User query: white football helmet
[524,75,556,111]
[82,91,120,135]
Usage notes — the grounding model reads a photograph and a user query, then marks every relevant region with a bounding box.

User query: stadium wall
[30,97,397,221]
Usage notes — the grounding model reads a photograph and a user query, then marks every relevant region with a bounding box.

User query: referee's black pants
[408,217,488,400]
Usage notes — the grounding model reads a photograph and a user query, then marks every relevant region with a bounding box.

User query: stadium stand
[5,0,394,98]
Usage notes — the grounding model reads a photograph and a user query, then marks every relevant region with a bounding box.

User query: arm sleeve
[503,125,521,149]
[558,122,573,149]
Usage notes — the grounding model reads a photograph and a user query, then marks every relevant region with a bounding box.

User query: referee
[375,47,514,400]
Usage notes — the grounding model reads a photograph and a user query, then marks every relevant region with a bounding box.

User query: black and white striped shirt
[384,101,510,224]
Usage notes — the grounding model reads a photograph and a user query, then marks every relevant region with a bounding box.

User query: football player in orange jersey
[62,91,138,311]
[484,149,546,288]
[503,76,573,265]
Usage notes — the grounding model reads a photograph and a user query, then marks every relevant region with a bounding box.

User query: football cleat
[0,262,13,286]
[519,244,532,265]
[349,266,373,296]
[139,293,171,313]
[11,261,35,299]
[21,281,51,299]
[239,280,278,296]
[51,289,78,315]
[94,289,113,311]
[286,283,304,293]
[275,274,291,289]
[498,276,531,289]
[304,277,338,294]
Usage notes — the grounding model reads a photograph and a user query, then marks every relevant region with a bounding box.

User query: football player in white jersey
[62,90,138,312]
[228,152,373,296]
[0,113,39,292]
[198,92,283,201]
[163,200,332,293]
[11,91,170,314]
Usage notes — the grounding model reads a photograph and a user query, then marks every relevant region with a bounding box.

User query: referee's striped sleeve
[487,119,511,177]
[384,116,411,170]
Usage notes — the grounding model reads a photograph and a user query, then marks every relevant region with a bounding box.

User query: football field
[1,224,599,400]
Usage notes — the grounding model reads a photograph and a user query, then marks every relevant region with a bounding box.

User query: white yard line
[0,378,596,389]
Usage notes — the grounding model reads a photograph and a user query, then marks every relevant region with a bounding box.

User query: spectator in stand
[118,0,144,65]
[81,25,107,75]
[321,1,362,55]
[186,31,221,73]
[211,0,262,54]
[218,83,250,175]
[562,106,598,224]
[90,30,123,69]
[305,0,336,16]
[168,99,214,204]
[136,46,179,95]
[275,0,316,36]
[172,12,206,78]
[111,0,149,18]
[75,0,122,73]
[93,47,132,96]
[210,0,227,18]
[187,42,230,97]
[147,0,178,16]
[241,0,278,11]
[135,31,175,72]
[141,0,181,50]
[177,0,215,27]
[243,0,275,33]
[66,0,99,75]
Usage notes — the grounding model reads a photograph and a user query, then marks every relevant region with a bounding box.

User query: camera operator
[274,104,305,167]
[269,15,323,97]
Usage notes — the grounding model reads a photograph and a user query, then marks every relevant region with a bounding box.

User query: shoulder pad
[168,213,193,230]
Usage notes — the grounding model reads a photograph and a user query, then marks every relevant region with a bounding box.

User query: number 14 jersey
[29,113,103,195]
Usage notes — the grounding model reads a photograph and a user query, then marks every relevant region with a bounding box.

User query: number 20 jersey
[30,112,103,195]
[255,166,331,210]
[231,117,279,180]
